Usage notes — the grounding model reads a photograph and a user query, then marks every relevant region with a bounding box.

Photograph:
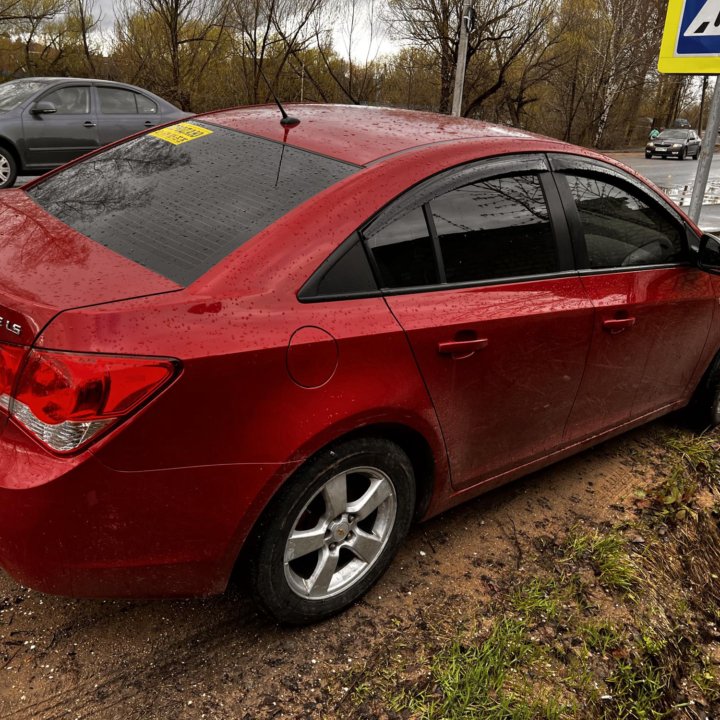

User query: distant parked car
[645,129,701,160]
[0,78,188,188]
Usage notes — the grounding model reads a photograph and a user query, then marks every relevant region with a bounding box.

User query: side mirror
[30,101,57,115]
[698,233,720,274]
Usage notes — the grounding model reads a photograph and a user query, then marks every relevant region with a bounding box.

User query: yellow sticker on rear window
[150,122,213,145]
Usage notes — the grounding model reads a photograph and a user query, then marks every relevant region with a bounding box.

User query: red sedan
[2,105,720,624]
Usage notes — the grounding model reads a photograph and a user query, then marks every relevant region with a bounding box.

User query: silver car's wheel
[284,466,397,600]
[250,437,415,623]
[0,148,17,189]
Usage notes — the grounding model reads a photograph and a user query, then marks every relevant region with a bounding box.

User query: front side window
[563,174,685,269]
[430,174,558,283]
[41,86,90,114]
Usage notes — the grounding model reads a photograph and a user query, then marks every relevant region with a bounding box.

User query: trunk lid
[0,190,181,346]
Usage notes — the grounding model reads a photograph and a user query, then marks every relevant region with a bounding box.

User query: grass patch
[346,429,720,719]
[563,528,638,596]
[638,429,720,522]
[397,594,575,720]
[580,619,624,655]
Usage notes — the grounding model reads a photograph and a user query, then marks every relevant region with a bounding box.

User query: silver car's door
[95,86,161,146]
[21,83,99,169]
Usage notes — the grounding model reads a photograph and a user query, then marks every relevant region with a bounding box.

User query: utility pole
[451,1,475,117]
[689,77,720,222]
[699,75,708,134]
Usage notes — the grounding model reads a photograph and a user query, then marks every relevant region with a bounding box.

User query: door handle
[83,121,96,128]
[602,317,636,333]
[438,338,489,358]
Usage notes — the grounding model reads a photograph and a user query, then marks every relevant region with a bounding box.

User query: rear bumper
[0,422,296,597]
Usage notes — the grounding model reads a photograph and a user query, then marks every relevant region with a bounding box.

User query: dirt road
[0,422,668,719]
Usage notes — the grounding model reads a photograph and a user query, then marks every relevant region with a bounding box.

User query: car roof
[13,77,147,87]
[201,103,556,166]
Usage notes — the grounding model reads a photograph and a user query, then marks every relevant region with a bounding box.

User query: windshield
[0,80,51,112]
[657,130,689,139]
[28,121,359,285]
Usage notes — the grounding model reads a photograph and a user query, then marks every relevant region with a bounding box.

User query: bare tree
[115,0,231,109]
[74,0,99,74]
[545,0,665,147]
[308,0,386,105]
[228,0,324,105]
[461,0,554,119]
[6,0,68,74]
[385,0,550,114]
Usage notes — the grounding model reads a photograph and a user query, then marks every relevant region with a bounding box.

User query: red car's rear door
[550,156,715,440]
[362,155,594,491]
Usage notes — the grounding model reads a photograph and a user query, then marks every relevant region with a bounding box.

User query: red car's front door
[363,158,594,490]
[551,160,715,441]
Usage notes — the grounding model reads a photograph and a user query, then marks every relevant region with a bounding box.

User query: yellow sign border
[658,0,720,73]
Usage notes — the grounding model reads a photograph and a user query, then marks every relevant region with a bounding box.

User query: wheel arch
[229,420,443,585]
[0,136,21,172]
[323,422,437,522]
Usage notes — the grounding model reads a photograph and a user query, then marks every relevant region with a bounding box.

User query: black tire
[693,149,699,159]
[645,152,652,159]
[0,146,17,189]
[678,148,686,160]
[249,437,415,624]
[689,354,720,428]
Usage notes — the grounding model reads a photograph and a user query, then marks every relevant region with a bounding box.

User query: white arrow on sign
[684,0,720,36]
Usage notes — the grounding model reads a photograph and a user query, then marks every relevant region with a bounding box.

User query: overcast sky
[90,0,398,59]
[95,0,116,29]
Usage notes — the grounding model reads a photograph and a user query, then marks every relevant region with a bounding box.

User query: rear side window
[136,94,158,114]
[430,174,557,283]
[98,87,141,114]
[563,174,685,268]
[366,206,439,288]
[28,122,358,285]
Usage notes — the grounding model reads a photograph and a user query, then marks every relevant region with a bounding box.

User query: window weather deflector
[363,154,548,240]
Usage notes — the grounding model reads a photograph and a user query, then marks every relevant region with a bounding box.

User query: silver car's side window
[41,86,90,114]
[98,87,137,114]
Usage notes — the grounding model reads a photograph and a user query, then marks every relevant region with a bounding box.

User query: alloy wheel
[0,154,10,185]
[283,466,397,600]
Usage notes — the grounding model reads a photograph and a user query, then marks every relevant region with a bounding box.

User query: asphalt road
[607,150,720,231]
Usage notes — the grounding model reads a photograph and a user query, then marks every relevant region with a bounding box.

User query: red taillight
[0,343,25,399]
[0,344,177,453]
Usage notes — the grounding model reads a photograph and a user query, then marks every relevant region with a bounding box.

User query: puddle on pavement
[659,179,720,207]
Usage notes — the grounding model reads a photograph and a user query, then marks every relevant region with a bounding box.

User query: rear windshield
[28,120,359,285]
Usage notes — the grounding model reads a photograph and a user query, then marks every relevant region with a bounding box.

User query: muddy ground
[0,420,685,719]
